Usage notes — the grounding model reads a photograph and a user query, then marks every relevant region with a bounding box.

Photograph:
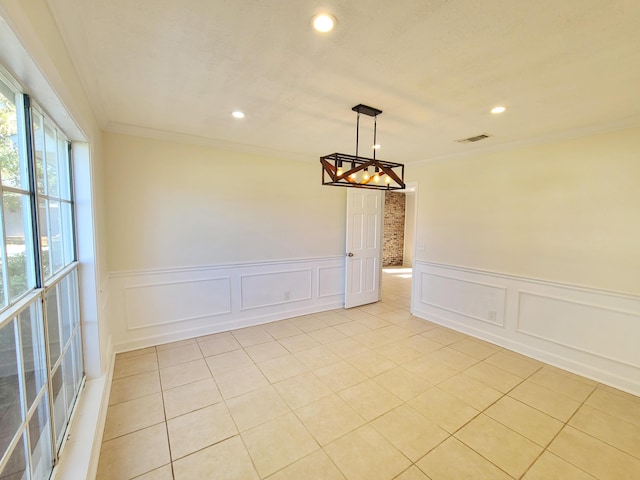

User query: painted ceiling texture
[47,0,640,163]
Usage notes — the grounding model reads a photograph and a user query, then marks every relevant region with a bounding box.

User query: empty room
[0,1,639,479]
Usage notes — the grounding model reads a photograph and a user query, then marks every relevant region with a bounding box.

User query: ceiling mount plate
[351,104,382,117]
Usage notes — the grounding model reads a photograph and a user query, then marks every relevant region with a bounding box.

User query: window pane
[32,109,45,194]
[40,198,67,280]
[45,286,61,366]
[28,392,53,480]
[0,79,29,191]
[61,201,74,266]
[72,331,83,392]
[19,301,46,408]
[57,139,71,201]
[48,200,63,275]
[50,366,65,449]
[62,350,75,412]
[44,122,58,198]
[0,431,28,480]
[71,270,79,329]
[4,192,34,301]
[59,274,73,347]
[0,319,22,459]
[38,197,50,279]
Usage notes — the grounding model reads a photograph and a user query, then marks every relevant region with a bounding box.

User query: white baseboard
[412,261,640,396]
[115,300,343,353]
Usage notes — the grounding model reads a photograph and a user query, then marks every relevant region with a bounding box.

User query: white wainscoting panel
[412,261,640,395]
[109,257,344,352]
[318,266,344,298]
[241,270,312,310]
[420,272,506,327]
[517,291,640,368]
[125,277,231,329]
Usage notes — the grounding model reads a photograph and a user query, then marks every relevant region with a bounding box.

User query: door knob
[347,252,354,257]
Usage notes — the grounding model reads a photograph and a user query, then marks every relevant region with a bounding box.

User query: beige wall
[104,132,346,272]
[410,126,640,294]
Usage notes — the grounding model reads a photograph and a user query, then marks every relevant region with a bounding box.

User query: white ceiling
[46,0,640,163]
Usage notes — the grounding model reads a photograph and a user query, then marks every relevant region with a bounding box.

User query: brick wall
[383,192,405,266]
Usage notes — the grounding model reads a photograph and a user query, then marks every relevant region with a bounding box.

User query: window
[0,69,83,479]
[0,76,35,305]
[32,107,75,280]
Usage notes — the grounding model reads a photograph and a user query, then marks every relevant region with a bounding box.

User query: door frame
[401,181,419,314]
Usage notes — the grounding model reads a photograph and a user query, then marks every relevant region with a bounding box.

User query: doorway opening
[382,183,417,311]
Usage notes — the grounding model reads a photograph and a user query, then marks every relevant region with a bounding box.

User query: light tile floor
[97,268,640,479]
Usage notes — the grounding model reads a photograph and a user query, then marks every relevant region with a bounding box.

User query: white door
[345,189,383,308]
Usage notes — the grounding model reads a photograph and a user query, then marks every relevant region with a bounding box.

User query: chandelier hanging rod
[353,104,381,160]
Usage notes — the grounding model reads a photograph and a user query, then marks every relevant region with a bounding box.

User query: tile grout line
[218,331,306,479]
[157,346,175,480]
[169,345,255,477]
[516,386,600,480]
[561,386,640,461]
[409,353,544,480]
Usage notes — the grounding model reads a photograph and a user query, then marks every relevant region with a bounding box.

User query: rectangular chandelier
[320,104,405,190]
[320,152,405,190]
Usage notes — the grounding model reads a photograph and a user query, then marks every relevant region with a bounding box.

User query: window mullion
[22,95,43,289]
[68,143,77,263]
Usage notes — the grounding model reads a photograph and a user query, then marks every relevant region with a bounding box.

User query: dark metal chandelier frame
[320,104,406,190]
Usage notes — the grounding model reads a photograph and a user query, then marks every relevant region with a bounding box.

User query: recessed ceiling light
[232,111,245,119]
[372,144,381,149]
[491,106,506,114]
[312,14,336,33]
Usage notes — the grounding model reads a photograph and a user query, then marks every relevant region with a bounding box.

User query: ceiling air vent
[456,134,491,144]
